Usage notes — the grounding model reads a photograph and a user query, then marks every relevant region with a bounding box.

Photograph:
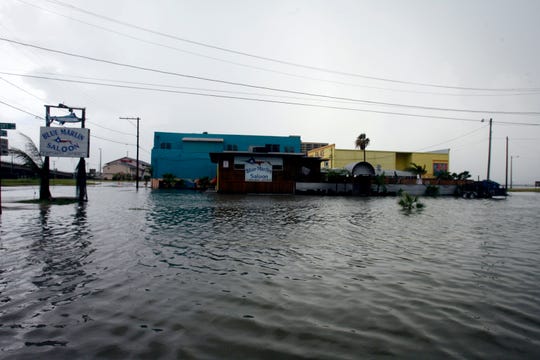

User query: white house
[102,157,150,180]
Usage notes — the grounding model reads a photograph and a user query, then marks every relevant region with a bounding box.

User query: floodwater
[1,184,539,359]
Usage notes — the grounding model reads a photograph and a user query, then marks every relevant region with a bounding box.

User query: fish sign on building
[39,126,90,158]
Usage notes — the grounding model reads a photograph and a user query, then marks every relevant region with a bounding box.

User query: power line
[0,98,145,154]
[17,0,540,98]
[10,70,499,108]
[86,120,136,136]
[415,125,488,152]
[0,97,138,138]
[0,98,44,119]
[3,71,400,105]
[3,38,540,116]
[92,133,135,146]
[10,73,540,118]
[4,72,540,127]
[0,72,489,123]
[0,76,45,101]
[42,0,540,93]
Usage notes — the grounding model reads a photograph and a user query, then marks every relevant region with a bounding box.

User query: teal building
[151,132,302,181]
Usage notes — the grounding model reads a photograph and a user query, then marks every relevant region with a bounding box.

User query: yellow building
[307,144,449,178]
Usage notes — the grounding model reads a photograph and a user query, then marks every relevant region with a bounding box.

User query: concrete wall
[296,182,457,196]
[296,182,353,193]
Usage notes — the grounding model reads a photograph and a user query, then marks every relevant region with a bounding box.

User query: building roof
[209,151,322,163]
[105,156,150,167]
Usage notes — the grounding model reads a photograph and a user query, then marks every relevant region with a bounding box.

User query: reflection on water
[1,200,97,355]
[29,204,95,306]
[0,186,539,358]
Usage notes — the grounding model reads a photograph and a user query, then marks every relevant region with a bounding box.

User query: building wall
[152,132,302,180]
[216,159,294,194]
[309,144,335,169]
[102,163,133,180]
[102,157,150,180]
[212,153,320,194]
[301,142,328,154]
[395,153,412,171]
[308,144,449,178]
[410,153,449,178]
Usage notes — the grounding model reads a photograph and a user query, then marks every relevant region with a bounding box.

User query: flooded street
[1,185,539,358]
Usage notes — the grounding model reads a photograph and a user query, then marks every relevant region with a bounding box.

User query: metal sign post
[43,104,89,202]
[0,122,16,215]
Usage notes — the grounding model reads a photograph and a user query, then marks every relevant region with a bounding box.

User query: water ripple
[1,189,539,358]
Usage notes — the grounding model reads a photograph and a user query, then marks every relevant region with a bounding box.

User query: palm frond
[355,133,370,150]
[406,162,427,176]
[11,132,44,168]
[10,148,43,174]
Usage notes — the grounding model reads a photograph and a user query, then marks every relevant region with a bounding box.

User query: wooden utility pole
[119,117,140,191]
[505,136,509,190]
[482,118,493,181]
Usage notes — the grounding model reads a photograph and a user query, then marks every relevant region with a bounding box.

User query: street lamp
[510,155,519,189]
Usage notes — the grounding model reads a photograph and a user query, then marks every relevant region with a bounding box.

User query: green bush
[398,191,424,210]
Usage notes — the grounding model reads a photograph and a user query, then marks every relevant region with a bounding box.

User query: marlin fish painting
[246,157,270,166]
[54,137,73,145]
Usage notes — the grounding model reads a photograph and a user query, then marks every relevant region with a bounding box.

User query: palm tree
[10,132,51,200]
[355,133,370,162]
[407,162,427,178]
[398,191,424,210]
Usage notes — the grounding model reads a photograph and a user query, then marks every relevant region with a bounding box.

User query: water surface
[1,185,539,358]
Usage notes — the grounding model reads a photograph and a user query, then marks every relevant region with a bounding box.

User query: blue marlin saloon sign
[243,157,274,182]
[39,126,90,158]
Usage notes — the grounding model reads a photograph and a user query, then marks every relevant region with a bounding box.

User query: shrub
[398,191,424,210]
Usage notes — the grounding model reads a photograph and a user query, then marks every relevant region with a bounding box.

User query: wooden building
[209,152,322,194]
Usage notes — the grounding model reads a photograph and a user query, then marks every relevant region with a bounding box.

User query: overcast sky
[1,0,539,184]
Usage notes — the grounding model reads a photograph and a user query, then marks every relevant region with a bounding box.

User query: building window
[265,144,280,152]
[284,146,294,153]
[433,162,448,175]
[226,144,238,151]
[160,142,171,149]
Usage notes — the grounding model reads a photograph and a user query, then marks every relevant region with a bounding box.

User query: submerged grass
[508,188,540,193]
[1,179,100,186]
[18,197,82,205]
